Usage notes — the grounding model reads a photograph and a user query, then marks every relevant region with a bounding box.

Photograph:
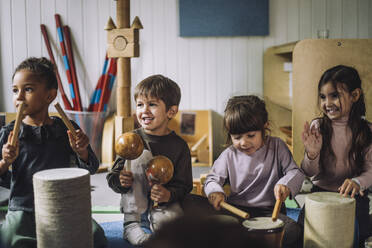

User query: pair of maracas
[115,132,174,207]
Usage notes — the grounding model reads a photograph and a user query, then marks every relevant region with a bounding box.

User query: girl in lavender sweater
[301,65,372,246]
[204,95,304,248]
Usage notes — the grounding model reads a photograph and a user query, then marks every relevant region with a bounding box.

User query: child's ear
[47,89,57,104]
[167,105,178,119]
[351,88,361,102]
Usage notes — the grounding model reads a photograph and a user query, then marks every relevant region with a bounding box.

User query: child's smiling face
[230,130,264,156]
[135,95,177,136]
[12,69,55,118]
[319,82,355,120]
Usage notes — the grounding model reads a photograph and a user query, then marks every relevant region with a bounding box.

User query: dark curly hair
[12,57,58,89]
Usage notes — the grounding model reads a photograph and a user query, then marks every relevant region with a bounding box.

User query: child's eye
[12,88,18,94]
[247,134,255,138]
[330,92,339,98]
[319,94,325,100]
[136,103,143,107]
[231,135,241,140]
[25,87,33,92]
[149,103,157,107]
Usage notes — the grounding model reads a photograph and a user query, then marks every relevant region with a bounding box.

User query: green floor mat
[91,206,121,214]
[0,205,121,214]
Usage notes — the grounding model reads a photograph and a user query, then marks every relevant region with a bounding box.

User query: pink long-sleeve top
[204,136,304,208]
[301,117,372,191]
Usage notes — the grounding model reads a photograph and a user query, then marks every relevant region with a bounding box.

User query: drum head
[243,217,284,233]
[207,214,239,224]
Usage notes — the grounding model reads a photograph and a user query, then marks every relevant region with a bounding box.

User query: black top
[0,116,99,212]
[107,127,193,204]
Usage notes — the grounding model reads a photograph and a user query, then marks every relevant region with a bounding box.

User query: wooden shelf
[266,96,292,111]
[272,41,297,55]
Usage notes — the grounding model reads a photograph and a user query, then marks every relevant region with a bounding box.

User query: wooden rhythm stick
[220,202,250,219]
[11,102,26,146]
[272,199,282,221]
[54,102,77,137]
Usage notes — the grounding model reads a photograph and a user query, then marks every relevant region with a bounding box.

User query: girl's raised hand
[338,178,363,198]
[1,132,19,165]
[67,129,89,161]
[208,192,225,211]
[302,121,322,160]
[274,184,290,202]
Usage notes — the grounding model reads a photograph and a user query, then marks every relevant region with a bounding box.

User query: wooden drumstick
[11,102,26,146]
[54,102,77,137]
[220,202,249,219]
[272,199,282,221]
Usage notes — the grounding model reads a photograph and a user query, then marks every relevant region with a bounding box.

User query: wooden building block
[107,28,139,58]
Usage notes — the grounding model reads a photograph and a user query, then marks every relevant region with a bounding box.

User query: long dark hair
[317,65,371,176]
[223,95,269,145]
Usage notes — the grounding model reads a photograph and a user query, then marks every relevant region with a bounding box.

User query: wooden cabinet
[263,42,297,154]
[264,39,372,164]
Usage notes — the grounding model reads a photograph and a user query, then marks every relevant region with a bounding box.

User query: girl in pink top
[301,65,372,246]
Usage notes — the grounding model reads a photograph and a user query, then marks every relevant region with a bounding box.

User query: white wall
[1,0,372,114]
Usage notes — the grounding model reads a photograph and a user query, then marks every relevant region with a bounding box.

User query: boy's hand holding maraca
[115,132,144,189]
[150,184,171,203]
[119,169,134,188]
[146,155,174,206]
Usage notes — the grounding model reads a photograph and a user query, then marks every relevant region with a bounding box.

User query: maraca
[115,132,144,171]
[146,155,174,207]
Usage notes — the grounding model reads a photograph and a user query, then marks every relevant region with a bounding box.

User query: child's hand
[1,131,19,165]
[150,184,171,203]
[302,121,322,160]
[274,184,290,202]
[338,178,363,198]
[208,192,225,211]
[68,129,89,161]
[119,169,133,188]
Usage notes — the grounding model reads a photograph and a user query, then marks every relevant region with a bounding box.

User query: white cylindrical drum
[33,168,93,248]
[242,217,285,248]
[304,192,355,248]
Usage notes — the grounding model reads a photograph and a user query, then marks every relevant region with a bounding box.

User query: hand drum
[115,132,144,160]
[146,155,174,185]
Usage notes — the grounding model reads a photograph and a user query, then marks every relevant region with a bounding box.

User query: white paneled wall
[1,0,372,114]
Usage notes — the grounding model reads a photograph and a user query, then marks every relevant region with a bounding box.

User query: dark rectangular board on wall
[179,0,269,37]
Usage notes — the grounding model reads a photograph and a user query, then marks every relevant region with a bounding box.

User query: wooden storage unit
[168,110,214,166]
[264,39,372,164]
[263,42,297,153]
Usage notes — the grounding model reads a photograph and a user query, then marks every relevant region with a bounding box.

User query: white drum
[304,192,355,248]
[33,168,93,248]
[243,217,285,248]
